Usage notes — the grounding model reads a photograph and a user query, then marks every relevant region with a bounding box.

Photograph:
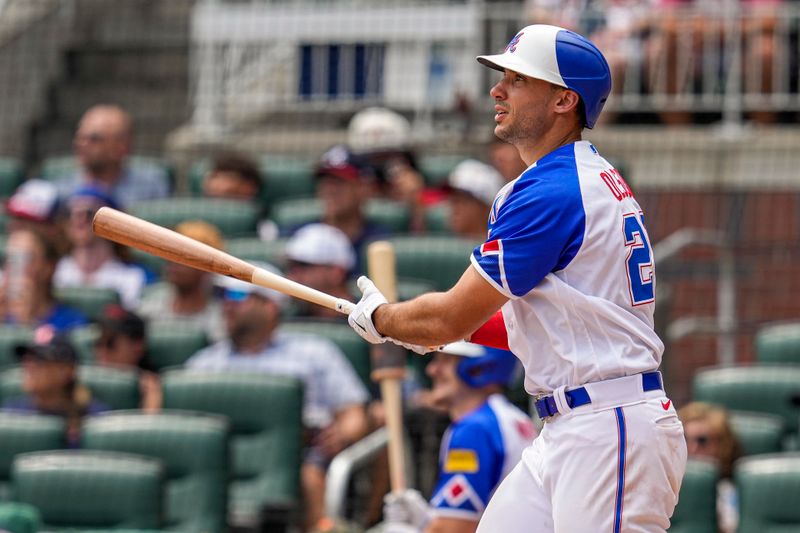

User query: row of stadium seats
[0,373,304,532]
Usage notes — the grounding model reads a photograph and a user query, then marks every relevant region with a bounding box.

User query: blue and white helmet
[477,24,612,129]
[440,341,519,389]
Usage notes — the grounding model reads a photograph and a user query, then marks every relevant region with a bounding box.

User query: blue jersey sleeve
[471,156,586,298]
[430,418,503,519]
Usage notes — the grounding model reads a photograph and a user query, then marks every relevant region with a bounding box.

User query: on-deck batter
[348,24,687,532]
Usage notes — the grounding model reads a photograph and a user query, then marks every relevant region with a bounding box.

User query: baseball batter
[349,24,687,532]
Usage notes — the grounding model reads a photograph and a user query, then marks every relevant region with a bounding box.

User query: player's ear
[553,88,581,119]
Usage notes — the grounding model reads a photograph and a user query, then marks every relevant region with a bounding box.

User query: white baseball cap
[6,179,60,222]
[214,261,289,307]
[347,107,411,154]
[285,223,356,271]
[448,159,504,207]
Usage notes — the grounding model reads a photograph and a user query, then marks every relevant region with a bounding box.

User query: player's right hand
[348,276,388,345]
[383,489,431,530]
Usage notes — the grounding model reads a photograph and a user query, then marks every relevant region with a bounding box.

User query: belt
[534,371,663,420]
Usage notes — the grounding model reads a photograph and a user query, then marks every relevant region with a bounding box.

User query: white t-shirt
[54,256,147,310]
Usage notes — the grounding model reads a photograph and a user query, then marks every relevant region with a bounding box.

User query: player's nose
[490,80,507,100]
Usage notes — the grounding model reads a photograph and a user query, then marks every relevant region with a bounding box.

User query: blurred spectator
[285,223,356,320]
[202,152,263,201]
[487,137,528,182]
[2,325,108,447]
[524,0,591,31]
[53,186,146,309]
[313,145,391,265]
[95,305,161,412]
[185,264,369,532]
[444,159,505,240]
[138,220,226,342]
[52,104,170,207]
[5,179,67,253]
[678,401,742,533]
[348,107,433,230]
[1,227,87,332]
[647,0,783,125]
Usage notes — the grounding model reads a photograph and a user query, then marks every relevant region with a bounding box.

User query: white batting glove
[348,276,388,344]
[383,489,431,530]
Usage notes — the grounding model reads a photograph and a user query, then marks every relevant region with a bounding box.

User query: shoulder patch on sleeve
[430,474,485,514]
[444,449,480,473]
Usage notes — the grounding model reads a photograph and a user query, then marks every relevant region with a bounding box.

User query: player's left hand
[383,489,431,530]
[348,276,388,344]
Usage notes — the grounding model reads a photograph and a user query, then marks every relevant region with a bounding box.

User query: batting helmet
[477,24,612,129]
[440,341,518,389]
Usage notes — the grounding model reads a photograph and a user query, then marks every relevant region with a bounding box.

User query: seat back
[271,198,410,234]
[0,326,33,369]
[0,502,41,533]
[146,322,209,371]
[756,322,800,364]
[667,459,718,533]
[129,197,259,237]
[11,450,164,529]
[0,413,65,501]
[226,237,288,268]
[83,410,229,533]
[729,411,786,456]
[54,286,121,322]
[692,365,800,433]
[0,157,24,198]
[161,370,303,526]
[736,453,800,530]
[387,235,480,291]
[278,320,371,390]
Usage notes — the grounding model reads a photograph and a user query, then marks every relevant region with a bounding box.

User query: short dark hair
[210,153,263,194]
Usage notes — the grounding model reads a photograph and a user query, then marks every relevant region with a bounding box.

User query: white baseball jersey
[470,140,663,394]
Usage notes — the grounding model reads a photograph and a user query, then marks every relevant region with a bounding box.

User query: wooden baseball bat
[92,207,355,314]
[367,241,407,493]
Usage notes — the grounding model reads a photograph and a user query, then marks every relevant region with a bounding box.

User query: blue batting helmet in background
[477,24,612,129]
[441,341,519,389]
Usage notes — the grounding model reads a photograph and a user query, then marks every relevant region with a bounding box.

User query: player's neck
[517,127,582,166]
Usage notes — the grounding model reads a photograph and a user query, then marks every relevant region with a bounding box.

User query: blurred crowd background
[0,0,799,532]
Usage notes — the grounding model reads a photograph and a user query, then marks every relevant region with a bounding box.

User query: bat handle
[335,298,356,315]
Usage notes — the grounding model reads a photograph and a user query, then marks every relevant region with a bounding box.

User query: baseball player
[349,24,687,532]
[381,342,536,533]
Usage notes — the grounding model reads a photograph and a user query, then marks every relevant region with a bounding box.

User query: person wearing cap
[138,220,226,342]
[202,152,263,202]
[285,223,357,320]
[347,25,685,532]
[51,104,170,208]
[1,227,88,332]
[310,144,391,269]
[444,160,505,241]
[378,342,535,533]
[95,304,161,412]
[5,179,68,254]
[2,325,108,447]
[184,263,369,532]
[53,185,147,310]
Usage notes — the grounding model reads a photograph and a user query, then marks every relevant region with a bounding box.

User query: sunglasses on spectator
[95,336,116,350]
[75,132,109,144]
[686,434,714,447]
[69,207,98,222]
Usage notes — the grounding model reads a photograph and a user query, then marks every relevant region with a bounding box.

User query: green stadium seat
[735,453,800,531]
[11,450,164,530]
[0,502,41,533]
[2,365,140,411]
[383,235,480,291]
[69,324,101,363]
[131,249,166,279]
[692,365,800,435]
[146,322,209,371]
[418,154,469,187]
[755,322,800,364]
[729,411,786,456]
[424,203,451,234]
[129,197,259,237]
[0,207,8,234]
[0,326,34,369]
[227,237,288,267]
[161,370,304,528]
[54,286,121,322]
[278,320,371,390]
[0,158,24,198]
[82,411,229,533]
[271,198,410,233]
[667,459,718,533]
[40,155,173,187]
[0,413,65,501]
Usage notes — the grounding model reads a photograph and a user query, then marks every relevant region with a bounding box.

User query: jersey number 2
[623,213,654,305]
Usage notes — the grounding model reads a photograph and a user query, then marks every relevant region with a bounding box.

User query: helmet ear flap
[456,347,518,389]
